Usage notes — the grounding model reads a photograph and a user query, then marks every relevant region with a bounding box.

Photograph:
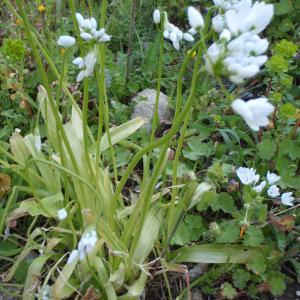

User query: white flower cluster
[57,12,111,82]
[206,0,274,83]
[162,14,193,50]
[157,6,203,51]
[237,168,295,206]
[231,97,274,131]
[67,229,98,264]
[73,50,97,82]
[76,13,111,43]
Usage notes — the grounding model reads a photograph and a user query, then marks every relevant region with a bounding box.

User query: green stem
[167,110,191,236]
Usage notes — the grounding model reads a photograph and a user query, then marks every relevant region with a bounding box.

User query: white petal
[80,32,93,41]
[90,17,97,30]
[183,33,195,42]
[187,6,204,29]
[231,99,254,121]
[76,13,86,28]
[77,70,86,82]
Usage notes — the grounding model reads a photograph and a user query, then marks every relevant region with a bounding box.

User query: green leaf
[171,215,206,246]
[217,193,236,214]
[246,252,266,274]
[280,103,297,118]
[171,244,263,264]
[270,276,286,296]
[197,191,218,212]
[257,139,276,160]
[90,118,145,154]
[221,283,237,299]
[233,268,251,289]
[0,240,22,256]
[243,226,264,247]
[215,222,239,243]
[275,0,292,15]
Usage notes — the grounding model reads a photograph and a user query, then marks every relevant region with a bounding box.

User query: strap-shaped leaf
[170,244,262,264]
[90,118,145,154]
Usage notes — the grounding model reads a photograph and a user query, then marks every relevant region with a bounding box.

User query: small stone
[131,89,172,131]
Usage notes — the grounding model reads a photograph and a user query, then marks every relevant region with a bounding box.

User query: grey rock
[131,89,172,131]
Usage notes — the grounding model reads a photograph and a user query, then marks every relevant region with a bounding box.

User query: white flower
[212,15,225,33]
[153,9,161,24]
[78,230,98,260]
[267,171,281,185]
[236,167,259,185]
[99,33,111,42]
[57,208,67,220]
[225,1,274,35]
[254,181,266,193]
[207,1,273,83]
[220,29,232,41]
[67,250,79,264]
[163,14,184,50]
[80,32,93,41]
[183,33,195,42]
[231,98,274,131]
[73,50,97,82]
[75,12,111,44]
[187,6,204,29]
[205,42,225,74]
[281,192,294,206]
[57,35,76,47]
[76,13,86,28]
[267,185,280,197]
[15,128,21,133]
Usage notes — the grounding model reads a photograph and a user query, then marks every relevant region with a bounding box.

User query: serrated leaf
[221,283,237,299]
[270,276,286,296]
[171,215,206,246]
[257,139,276,160]
[246,252,266,274]
[243,226,264,247]
[233,268,251,289]
[215,222,239,243]
[217,193,236,214]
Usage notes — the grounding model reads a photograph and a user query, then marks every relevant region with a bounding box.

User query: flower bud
[187,6,204,29]
[153,9,161,24]
[57,35,76,47]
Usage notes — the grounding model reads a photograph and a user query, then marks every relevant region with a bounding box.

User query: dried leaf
[0,174,11,198]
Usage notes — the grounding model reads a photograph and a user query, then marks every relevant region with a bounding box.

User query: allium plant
[0,0,282,299]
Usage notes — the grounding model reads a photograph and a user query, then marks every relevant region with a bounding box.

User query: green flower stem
[82,79,96,185]
[15,0,87,207]
[112,41,203,209]
[142,28,165,189]
[167,110,191,236]
[125,42,204,255]
[68,0,84,53]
